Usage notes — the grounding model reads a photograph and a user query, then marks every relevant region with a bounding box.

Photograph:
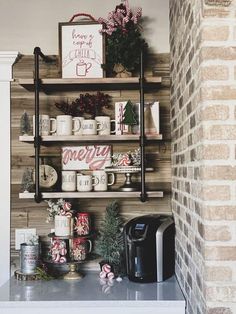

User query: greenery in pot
[98,0,148,77]
[95,201,125,276]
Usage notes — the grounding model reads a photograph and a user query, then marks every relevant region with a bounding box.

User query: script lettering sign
[59,22,104,78]
[62,145,111,170]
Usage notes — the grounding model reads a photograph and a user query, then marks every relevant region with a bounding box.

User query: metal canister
[20,243,39,274]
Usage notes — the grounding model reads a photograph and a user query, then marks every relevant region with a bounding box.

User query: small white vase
[54,215,71,236]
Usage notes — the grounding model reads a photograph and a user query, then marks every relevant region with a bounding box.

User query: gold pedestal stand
[63,263,83,280]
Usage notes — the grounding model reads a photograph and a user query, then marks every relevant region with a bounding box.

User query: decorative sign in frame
[62,145,112,170]
[59,22,104,78]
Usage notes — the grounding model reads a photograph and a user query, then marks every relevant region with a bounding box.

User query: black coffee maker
[124,214,175,283]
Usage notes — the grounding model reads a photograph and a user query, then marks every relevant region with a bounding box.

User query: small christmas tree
[21,168,34,192]
[95,201,124,275]
[20,110,31,135]
[122,100,137,133]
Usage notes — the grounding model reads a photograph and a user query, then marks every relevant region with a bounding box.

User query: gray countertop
[0,272,185,314]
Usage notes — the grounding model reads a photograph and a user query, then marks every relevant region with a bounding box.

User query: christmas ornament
[107,272,115,280]
[102,264,112,274]
[99,271,107,279]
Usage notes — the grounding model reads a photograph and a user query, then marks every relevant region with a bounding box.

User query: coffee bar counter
[0,272,185,314]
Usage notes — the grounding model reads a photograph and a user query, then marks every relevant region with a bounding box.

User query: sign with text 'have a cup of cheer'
[59,21,104,79]
[62,146,112,170]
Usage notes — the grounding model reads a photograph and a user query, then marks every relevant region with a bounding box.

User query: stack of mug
[73,212,92,261]
[33,115,116,136]
[51,212,93,262]
[61,170,115,192]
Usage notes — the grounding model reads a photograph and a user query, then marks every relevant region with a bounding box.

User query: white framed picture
[59,22,104,78]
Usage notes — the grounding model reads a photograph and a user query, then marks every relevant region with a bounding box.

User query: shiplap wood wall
[10,53,171,271]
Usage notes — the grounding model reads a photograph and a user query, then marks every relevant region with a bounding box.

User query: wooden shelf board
[18,77,162,92]
[19,191,164,199]
[19,134,163,142]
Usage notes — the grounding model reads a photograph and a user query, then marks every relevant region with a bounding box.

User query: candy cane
[102,264,111,274]
[54,253,61,263]
[65,212,72,218]
[63,202,72,211]
[60,248,67,256]
[99,271,107,279]
[59,256,67,263]
[107,272,115,280]
[60,209,66,216]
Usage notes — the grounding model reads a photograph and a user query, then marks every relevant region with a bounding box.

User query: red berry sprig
[55,92,111,118]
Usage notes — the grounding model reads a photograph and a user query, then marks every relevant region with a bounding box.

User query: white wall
[0,0,169,54]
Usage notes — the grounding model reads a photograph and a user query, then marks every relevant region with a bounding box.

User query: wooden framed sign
[59,22,104,78]
[62,145,112,170]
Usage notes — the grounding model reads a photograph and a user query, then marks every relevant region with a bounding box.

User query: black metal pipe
[139,50,147,202]
[34,47,52,63]
[34,47,42,203]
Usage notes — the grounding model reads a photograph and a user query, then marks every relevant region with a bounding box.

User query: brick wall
[170,0,236,313]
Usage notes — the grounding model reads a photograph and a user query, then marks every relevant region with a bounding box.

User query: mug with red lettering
[72,237,92,261]
[74,212,91,236]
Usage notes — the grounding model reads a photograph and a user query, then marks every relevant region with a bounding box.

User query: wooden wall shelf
[19,191,164,199]
[19,134,163,143]
[18,77,162,92]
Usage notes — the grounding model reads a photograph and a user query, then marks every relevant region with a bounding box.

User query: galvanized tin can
[20,243,39,274]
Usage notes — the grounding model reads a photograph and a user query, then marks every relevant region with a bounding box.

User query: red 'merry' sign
[62,145,111,170]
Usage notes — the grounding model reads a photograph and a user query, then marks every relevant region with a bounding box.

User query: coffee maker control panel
[132,223,147,239]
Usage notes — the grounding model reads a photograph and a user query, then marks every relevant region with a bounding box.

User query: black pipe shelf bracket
[33,47,148,203]
[33,47,53,203]
[139,50,148,203]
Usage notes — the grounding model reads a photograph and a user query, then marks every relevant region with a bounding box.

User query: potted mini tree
[98,0,148,77]
[21,167,34,193]
[95,201,125,277]
[20,110,31,135]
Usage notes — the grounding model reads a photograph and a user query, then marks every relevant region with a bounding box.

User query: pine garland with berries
[98,0,148,75]
[55,92,111,118]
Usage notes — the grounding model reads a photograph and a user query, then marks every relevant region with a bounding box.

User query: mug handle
[50,118,57,134]
[72,118,81,133]
[87,239,92,253]
[110,119,116,134]
[96,121,103,132]
[86,63,92,72]
[107,173,115,186]
[92,176,99,186]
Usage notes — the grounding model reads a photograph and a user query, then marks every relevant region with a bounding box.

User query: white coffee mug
[95,116,116,135]
[61,171,76,191]
[82,119,102,135]
[77,174,98,192]
[73,117,84,135]
[33,115,56,136]
[54,215,71,236]
[93,170,115,191]
[53,115,80,136]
